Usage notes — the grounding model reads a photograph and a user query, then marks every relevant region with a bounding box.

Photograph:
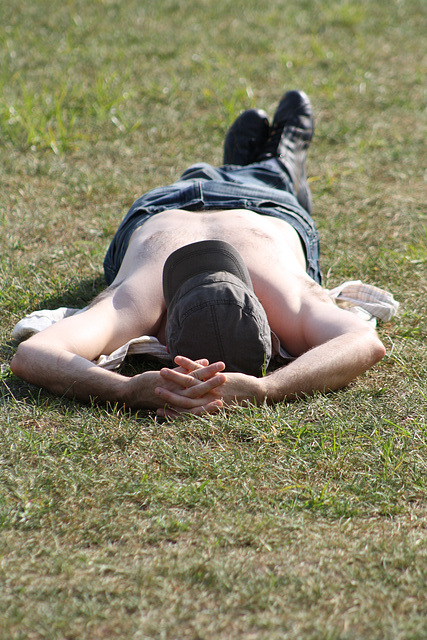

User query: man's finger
[188,399,223,416]
[180,374,226,398]
[159,369,201,388]
[160,363,225,386]
[157,398,223,419]
[174,356,209,371]
[155,372,227,408]
[155,388,200,408]
[155,378,225,407]
[190,361,225,381]
[174,356,225,378]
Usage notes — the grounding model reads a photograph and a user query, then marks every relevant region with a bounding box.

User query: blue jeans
[103,159,322,285]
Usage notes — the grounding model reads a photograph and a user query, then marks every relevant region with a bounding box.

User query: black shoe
[223,109,270,165]
[257,90,314,213]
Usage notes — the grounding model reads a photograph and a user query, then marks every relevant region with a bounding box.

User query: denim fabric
[103,159,322,286]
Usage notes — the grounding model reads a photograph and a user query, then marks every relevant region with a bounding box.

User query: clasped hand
[155,355,226,417]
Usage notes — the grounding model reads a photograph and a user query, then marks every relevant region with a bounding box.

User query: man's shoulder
[299,275,334,305]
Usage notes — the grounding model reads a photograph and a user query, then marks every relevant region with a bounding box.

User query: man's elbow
[368,332,386,366]
[11,342,34,381]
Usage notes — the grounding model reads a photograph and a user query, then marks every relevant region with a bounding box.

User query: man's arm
[262,326,385,403]
[11,338,225,410]
[259,293,387,402]
[155,302,386,414]
[10,296,225,411]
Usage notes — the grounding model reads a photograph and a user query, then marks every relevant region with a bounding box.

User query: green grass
[1,0,426,638]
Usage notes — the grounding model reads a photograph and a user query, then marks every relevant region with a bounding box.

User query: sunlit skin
[11,208,386,415]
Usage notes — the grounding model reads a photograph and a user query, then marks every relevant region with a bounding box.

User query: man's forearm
[261,330,386,403]
[11,340,156,409]
[152,330,385,414]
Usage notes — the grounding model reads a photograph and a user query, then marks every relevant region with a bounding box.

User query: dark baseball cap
[162,240,272,376]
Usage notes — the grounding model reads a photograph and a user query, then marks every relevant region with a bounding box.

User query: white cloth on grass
[326,280,399,323]
[12,280,399,371]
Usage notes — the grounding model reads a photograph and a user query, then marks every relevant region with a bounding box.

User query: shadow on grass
[35,273,107,311]
[2,272,106,359]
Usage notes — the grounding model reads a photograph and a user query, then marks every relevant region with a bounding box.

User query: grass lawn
[1,0,426,638]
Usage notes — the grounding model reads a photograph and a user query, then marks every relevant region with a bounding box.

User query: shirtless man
[11,90,386,416]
